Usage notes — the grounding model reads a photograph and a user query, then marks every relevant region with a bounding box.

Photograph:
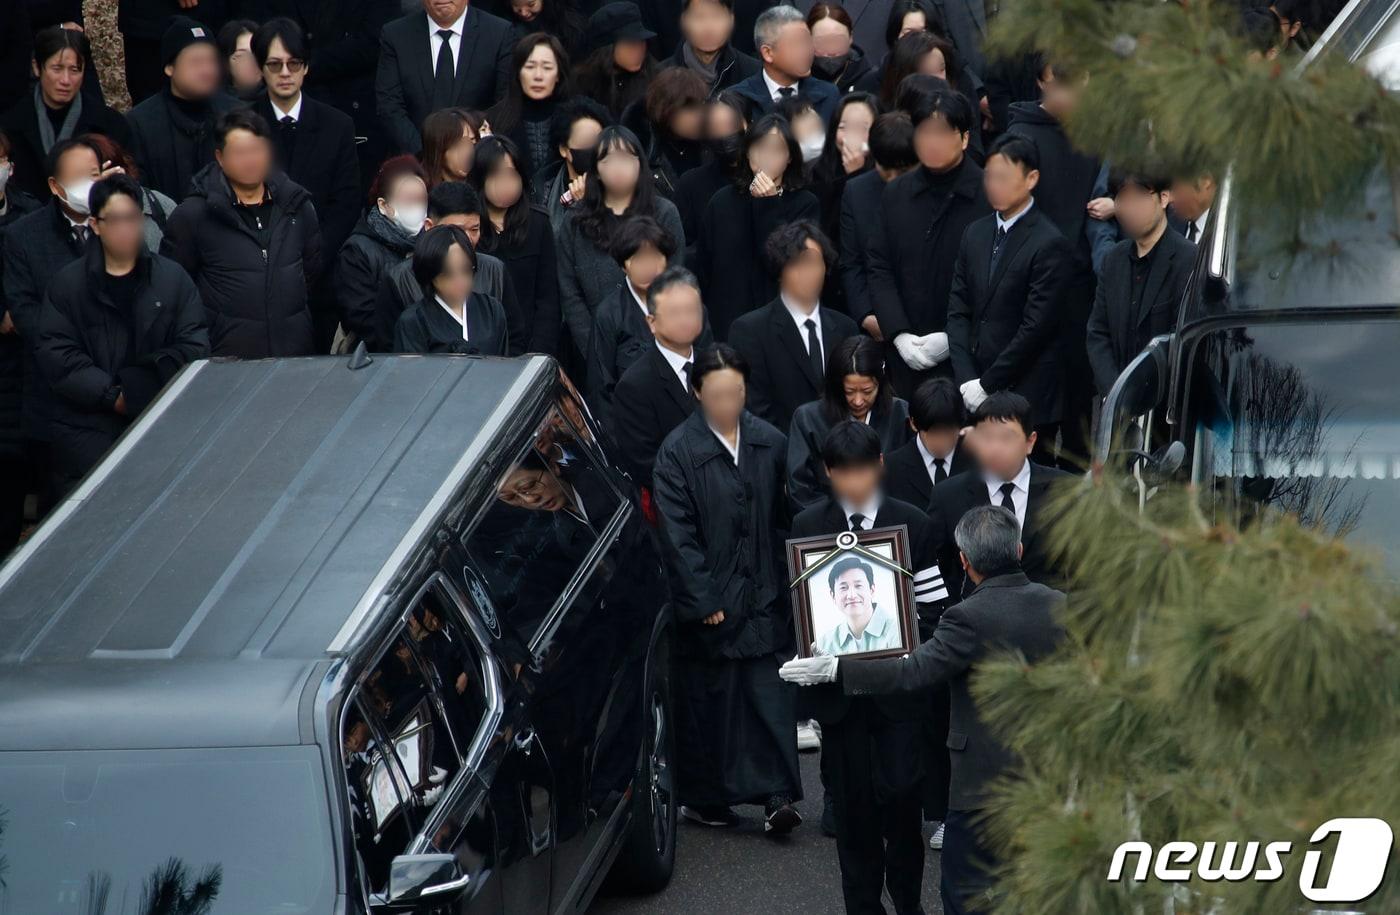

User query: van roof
[0,355,551,750]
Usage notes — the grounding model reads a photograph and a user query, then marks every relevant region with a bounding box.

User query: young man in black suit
[728,220,857,434]
[886,377,976,511]
[926,392,1073,601]
[946,133,1072,462]
[1085,170,1196,397]
[612,266,708,492]
[375,0,514,155]
[839,111,917,338]
[788,420,947,915]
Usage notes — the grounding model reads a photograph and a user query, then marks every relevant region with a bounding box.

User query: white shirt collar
[916,435,956,472]
[63,211,88,230]
[270,92,303,122]
[839,495,881,530]
[655,340,694,391]
[627,279,648,316]
[762,69,798,101]
[984,458,1031,495]
[781,292,820,336]
[708,422,741,464]
[1194,207,1210,236]
[996,198,1033,233]
[429,8,468,39]
[435,294,469,340]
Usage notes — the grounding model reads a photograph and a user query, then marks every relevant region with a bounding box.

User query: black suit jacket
[837,168,884,323]
[927,461,1073,602]
[730,71,840,123]
[253,94,361,258]
[946,206,1073,427]
[728,298,858,434]
[884,435,977,512]
[376,8,514,154]
[841,571,1064,810]
[611,343,696,490]
[1085,230,1195,395]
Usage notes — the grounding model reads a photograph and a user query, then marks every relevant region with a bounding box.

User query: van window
[461,408,622,647]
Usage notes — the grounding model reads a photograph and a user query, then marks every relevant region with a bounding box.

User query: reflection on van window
[462,410,621,646]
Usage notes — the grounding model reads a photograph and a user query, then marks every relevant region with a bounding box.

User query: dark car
[0,354,678,913]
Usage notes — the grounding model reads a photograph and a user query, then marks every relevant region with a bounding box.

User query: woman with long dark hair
[807,3,874,94]
[695,113,819,339]
[787,335,911,509]
[575,1,658,118]
[394,225,508,355]
[468,135,560,357]
[486,33,573,181]
[871,31,984,161]
[651,343,803,835]
[808,92,879,258]
[420,108,485,189]
[556,125,684,378]
[622,67,709,200]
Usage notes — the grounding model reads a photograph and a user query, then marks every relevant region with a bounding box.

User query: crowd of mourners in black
[0,0,1344,910]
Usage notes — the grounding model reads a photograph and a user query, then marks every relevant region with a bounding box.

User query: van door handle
[514,727,536,756]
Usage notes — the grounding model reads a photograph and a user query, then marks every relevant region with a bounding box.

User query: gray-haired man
[731,4,839,121]
[781,504,1065,915]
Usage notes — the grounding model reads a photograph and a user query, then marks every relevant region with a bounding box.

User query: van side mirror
[372,854,471,911]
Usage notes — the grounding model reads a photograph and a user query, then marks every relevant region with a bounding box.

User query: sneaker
[928,821,945,850]
[680,805,740,827]
[820,794,837,837]
[764,794,802,835]
[796,720,822,751]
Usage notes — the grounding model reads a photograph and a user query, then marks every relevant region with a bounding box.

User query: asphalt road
[591,748,945,915]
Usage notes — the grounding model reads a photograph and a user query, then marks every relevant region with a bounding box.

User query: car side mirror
[371,854,471,911]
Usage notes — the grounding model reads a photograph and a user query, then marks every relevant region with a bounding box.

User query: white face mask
[385,202,426,236]
[799,134,825,163]
[61,177,95,215]
[0,162,11,194]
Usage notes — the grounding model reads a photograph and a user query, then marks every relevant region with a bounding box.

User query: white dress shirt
[270,92,304,123]
[762,69,798,102]
[1184,207,1210,243]
[984,458,1031,527]
[781,293,822,357]
[435,294,469,340]
[995,197,1034,234]
[655,341,694,392]
[916,435,957,485]
[428,8,469,72]
[709,423,741,464]
[839,495,881,531]
[627,279,649,317]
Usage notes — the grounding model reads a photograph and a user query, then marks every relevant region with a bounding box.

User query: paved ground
[591,749,945,915]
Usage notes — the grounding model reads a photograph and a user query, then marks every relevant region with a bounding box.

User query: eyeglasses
[263,58,306,74]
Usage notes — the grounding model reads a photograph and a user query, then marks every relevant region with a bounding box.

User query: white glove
[779,653,838,686]
[922,331,950,365]
[960,378,988,412]
[894,333,935,371]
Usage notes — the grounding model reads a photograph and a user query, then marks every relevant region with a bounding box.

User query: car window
[461,407,622,648]
[341,695,417,898]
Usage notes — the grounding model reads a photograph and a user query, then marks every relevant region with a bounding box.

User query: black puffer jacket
[333,212,415,352]
[0,187,43,459]
[161,163,324,358]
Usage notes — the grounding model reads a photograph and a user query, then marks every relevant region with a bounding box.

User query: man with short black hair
[1086,170,1195,396]
[36,174,208,493]
[839,110,916,337]
[612,265,708,490]
[946,133,1071,458]
[661,0,762,94]
[1170,172,1215,244]
[729,219,858,433]
[732,5,839,121]
[886,376,976,510]
[162,108,324,358]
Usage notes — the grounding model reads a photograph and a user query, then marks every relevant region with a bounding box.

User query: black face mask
[709,133,743,165]
[568,147,597,176]
[812,53,849,80]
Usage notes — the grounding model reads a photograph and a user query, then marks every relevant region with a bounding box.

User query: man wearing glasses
[34,173,209,494]
[250,17,360,352]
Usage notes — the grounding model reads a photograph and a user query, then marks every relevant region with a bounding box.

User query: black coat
[392,291,508,355]
[1085,230,1195,395]
[836,168,884,323]
[946,206,1072,427]
[0,94,133,199]
[377,250,516,351]
[652,409,791,660]
[161,163,325,358]
[883,434,977,512]
[1005,103,1102,280]
[375,8,514,154]
[480,208,560,356]
[117,0,233,40]
[673,157,730,250]
[585,282,713,419]
[926,461,1073,601]
[696,185,820,340]
[36,246,209,482]
[126,90,242,202]
[0,188,43,458]
[333,213,416,351]
[728,297,858,433]
[659,42,762,96]
[868,158,991,394]
[2,199,88,442]
[252,94,361,259]
[611,340,695,490]
[840,571,1064,810]
[786,397,911,510]
[621,101,707,201]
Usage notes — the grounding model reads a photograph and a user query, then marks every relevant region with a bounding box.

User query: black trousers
[824,703,926,915]
[940,807,996,915]
[122,35,166,105]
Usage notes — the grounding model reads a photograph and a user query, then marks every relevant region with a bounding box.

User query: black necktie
[278,115,296,159]
[432,28,456,110]
[681,361,693,391]
[778,86,796,99]
[989,225,1008,279]
[998,481,1016,514]
[933,457,948,484]
[849,513,866,532]
[803,318,822,381]
[1184,220,1198,243]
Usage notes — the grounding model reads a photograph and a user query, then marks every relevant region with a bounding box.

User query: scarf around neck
[35,84,83,154]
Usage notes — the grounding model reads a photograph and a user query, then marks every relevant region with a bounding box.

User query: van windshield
[0,746,336,914]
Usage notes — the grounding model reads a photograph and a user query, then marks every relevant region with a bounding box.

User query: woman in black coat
[807,3,876,94]
[807,93,879,288]
[469,135,561,356]
[394,225,508,356]
[651,344,803,832]
[787,336,911,510]
[673,90,750,250]
[863,31,984,163]
[620,67,708,201]
[485,33,574,183]
[696,113,819,340]
[0,137,43,551]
